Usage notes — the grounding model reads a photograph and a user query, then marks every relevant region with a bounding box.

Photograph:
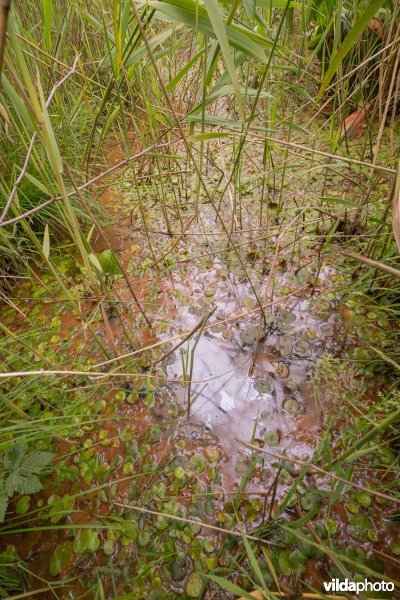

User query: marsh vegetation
[0,1,400,598]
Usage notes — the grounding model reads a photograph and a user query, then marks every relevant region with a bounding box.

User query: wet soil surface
[1,138,400,598]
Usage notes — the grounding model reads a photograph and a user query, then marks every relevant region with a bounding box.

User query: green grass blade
[206,574,258,600]
[202,0,244,119]
[42,0,52,50]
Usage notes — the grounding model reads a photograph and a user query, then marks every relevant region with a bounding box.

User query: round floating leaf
[103,539,115,555]
[254,378,273,395]
[174,466,186,480]
[275,362,289,378]
[189,519,202,535]
[297,534,316,558]
[236,455,251,476]
[346,502,359,514]
[137,530,151,548]
[276,335,293,356]
[356,492,372,508]
[317,299,332,312]
[50,542,73,576]
[278,549,292,576]
[187,455,206,476]
[326,518,339,535]
[289,549,306,574]
[277,310,296,330]
[283,398,303,415]
[314,522,327,539]
[171,559,187,581]
[15,495,31,515]
[345,547,367,566]
[185,572,203,597]
[73,529,100,555]
[294,340,310,356]
[126,391,138,404]
[240,326,260,345]
[305,328,318,340]
[278,469,293,484]
[204,446,221,464]
[301,491,321,511]
[348,512,371,542]
[264,430,280,447]
[367,554,384,573]
[390,541,400,556]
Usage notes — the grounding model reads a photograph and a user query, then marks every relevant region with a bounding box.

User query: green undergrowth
[1,212,399,598]
[1,0,400,596]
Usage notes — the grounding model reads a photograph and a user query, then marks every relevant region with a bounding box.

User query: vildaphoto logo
[323,578,394,594]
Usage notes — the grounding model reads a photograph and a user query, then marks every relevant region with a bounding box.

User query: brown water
[162,260,340,483]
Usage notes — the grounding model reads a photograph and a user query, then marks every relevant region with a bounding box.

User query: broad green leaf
[185,572,203,597]
[3,444,26,471]
[49,494,75,524]
[97,249,123,276]
[5,472,42,496]
[73,529,100,554]
[42,0,53,50]
[89,252,103,273]
[147,0,273,61]
[21,450,54,474]
[316,0,386,101]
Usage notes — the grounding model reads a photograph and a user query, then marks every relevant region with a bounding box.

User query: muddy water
[154,257,341,488]
[94,160,345,490]
[3,144,400,597]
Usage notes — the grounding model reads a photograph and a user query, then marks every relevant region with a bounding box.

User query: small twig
[112,500,280,547]
[267,466,281,521]
[186,308,215,418]
[341,249,400,279]
[0,134,37,223]
[154,307,216,366]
